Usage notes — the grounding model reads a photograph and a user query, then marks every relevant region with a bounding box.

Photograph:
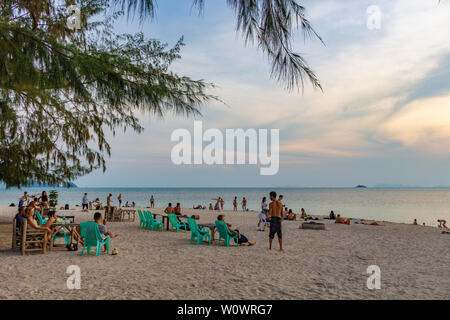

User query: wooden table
[56,215,75,223]
[49,223,80,251]
[152,214,170,231]
[198,223,216,242]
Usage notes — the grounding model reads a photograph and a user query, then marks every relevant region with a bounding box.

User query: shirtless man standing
[164,203,174,214]
[233,197,238,211]
[268,191,284,251]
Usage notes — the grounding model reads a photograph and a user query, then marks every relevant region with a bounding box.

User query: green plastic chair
[53,225,71,245]
[137,210,147,229]
[35,210,48,225]
[187,217,210,245]
[79,221,110,256]
[168,213,187,232]
[215,220,239,247]
[143,211,163,231]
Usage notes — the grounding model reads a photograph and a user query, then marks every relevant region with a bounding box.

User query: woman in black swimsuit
[40,191,49,208]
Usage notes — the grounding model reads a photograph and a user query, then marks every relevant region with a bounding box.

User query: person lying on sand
[362,221,381,226]
[217,215,255,246]
[335,214,351,225]
[94,212,119,252]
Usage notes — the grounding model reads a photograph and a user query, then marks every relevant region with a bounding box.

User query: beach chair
[12,218,48,255]
[215,220,239,247]
[143,211,163,231]
[187,217,211,245]
[137,210,147,229]
[35,210,48,225]
[168,213,187,232]
[79,221,109,256]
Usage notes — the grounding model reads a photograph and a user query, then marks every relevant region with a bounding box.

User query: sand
[0,204,448,300]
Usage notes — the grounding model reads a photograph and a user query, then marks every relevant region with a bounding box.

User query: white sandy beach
[0,204,448,300]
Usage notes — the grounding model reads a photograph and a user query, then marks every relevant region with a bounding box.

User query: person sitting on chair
[217,215,255,246]
[24,206,53,238]
[93,212,119,251]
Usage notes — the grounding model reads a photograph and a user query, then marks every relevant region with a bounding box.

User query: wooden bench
[12,218,48,255]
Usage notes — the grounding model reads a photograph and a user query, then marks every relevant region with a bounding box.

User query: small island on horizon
[355,185,368,188]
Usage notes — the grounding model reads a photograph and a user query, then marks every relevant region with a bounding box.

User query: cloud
[77,0,450,186]
[377,94,450,153]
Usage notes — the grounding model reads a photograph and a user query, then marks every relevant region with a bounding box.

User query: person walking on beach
[268,191,284,251]
[117,194,122,207]
[242,197,247,211]
[258,197,268,231]
[233,197,237,211]
[82,193,89,211]
[150,195,155,208]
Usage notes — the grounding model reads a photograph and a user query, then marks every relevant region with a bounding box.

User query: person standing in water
[150,195,155,208]
[268,191,283,251]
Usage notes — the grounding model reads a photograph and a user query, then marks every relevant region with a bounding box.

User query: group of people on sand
[15,194,119,250]
[162,191,284,250]
[19,191,50,211]
[214,191,285,250]
[414,218,449,234]
[207,197,248,212]
[82,193,135,212]
[164,202,189,229]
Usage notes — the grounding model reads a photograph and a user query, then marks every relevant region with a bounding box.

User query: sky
[75,0,450,187]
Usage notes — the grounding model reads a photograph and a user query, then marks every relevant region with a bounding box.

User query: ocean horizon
[2,187,449,226]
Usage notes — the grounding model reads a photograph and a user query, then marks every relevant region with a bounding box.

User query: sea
[1,187,449,226]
